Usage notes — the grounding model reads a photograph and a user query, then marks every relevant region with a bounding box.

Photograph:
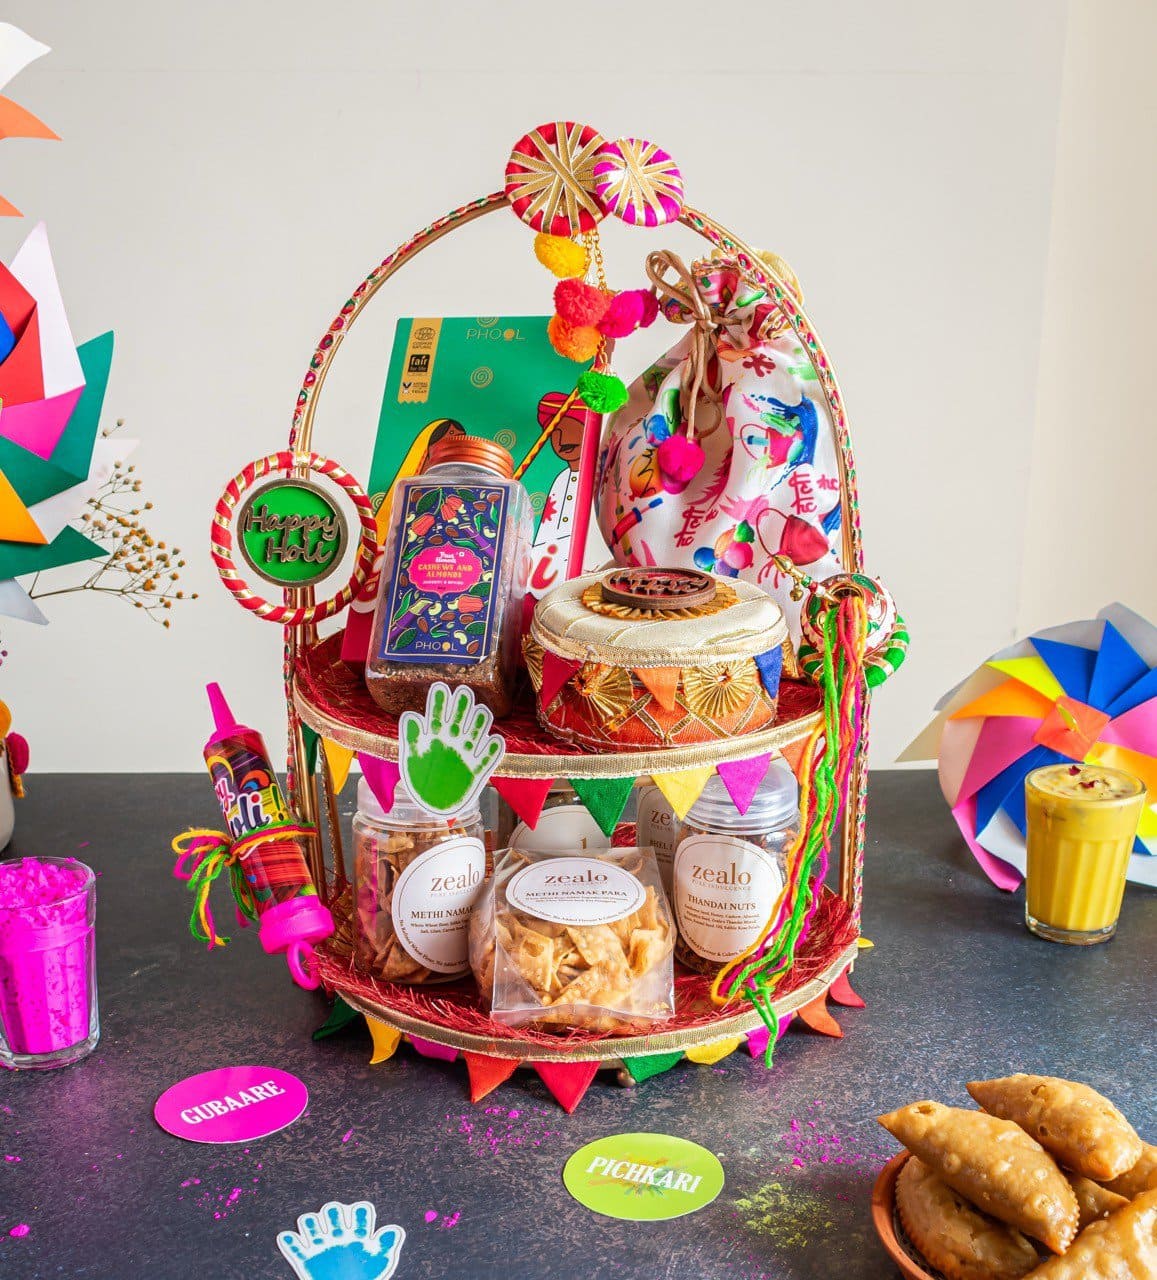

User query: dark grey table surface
[1,772,1153,1280]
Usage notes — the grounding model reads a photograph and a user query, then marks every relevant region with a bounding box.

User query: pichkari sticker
[563,1132,725,1221]
[154,1066,308,1144]
[277,1201,405,1280]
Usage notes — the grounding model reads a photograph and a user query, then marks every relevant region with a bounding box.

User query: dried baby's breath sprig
[27,422,196,627]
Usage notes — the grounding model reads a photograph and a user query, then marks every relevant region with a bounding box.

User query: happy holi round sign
[154,1066,308,1144]
[236,478,348,589]
[563,1132,725,1221]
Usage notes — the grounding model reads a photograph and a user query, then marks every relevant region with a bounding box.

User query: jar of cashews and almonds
[353,779,487,984]
[469,846,675,1032]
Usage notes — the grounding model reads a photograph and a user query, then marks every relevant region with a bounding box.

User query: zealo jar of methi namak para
[366,436,533,718]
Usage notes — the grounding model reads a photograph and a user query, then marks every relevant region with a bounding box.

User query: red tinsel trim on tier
[314,887,857,1049]
[295,633,823,760]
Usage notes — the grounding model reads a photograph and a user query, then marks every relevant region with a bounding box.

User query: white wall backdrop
[3,0,1140,773]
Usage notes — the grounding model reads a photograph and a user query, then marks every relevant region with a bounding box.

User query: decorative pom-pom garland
[576,369,629,413]
[547,315,602,363]
[656,434,705,492]
[598,289,646,338]
[554,278,609,327]
[534,233,588,279]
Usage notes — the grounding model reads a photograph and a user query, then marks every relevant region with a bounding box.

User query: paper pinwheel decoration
[0,221,127,625]
[0,24,57,217]
[903,603,1157,890]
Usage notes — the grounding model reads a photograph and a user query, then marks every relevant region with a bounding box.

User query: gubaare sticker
[506,855,645,927]
[563,1132,725,1221]
[154,1066,308,1144]
[392,835,486,974]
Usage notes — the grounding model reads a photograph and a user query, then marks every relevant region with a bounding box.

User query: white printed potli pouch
[595,251,844,643]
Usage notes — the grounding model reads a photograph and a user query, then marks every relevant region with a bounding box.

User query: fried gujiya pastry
[1023,1188,1157,1279]
[1067,1173,1129,1232]
[878,1102,1079,1254]
[895,1157,1039,1280]
[967,1075,1143,1183]
[1105,1143,1157,1200]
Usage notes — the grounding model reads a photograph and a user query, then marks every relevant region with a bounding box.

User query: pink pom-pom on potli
[638,290,659,327]
[598,290,646,338]
[554,278,609,327]
[656,434,705,493]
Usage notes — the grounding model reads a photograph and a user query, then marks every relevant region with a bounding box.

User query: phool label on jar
[510,804,612,854]
[392,836,487,973]
[506,856,645,927]
[379,481,509,665]
[673,834,784,963]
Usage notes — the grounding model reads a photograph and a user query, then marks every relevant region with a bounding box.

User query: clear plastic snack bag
[469,846,675,1031]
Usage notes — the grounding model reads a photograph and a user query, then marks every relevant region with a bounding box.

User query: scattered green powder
[733,1181,835,1251]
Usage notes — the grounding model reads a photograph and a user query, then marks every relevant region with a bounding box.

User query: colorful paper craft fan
[0,222,127,624]
[902,603,1157,890]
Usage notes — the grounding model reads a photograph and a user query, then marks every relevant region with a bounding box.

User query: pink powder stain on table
[439,1106,559,1159]
[423,1211,438,1224]
[780,1100,891,1175]
[8,1224,30,1238]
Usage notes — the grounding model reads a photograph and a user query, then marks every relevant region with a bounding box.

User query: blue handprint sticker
[277,1201,405,1280]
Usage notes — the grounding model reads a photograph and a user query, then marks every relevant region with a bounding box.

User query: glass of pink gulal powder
[0,857,99,1069]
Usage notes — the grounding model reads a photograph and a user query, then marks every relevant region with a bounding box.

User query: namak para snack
[470,847,674,1031]
[895,1156,1039,1280]
[968,1074,1143,1183]
[878,1101,1079,1254]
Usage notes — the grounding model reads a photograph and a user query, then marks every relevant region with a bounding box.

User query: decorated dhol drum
[525,567,788,752]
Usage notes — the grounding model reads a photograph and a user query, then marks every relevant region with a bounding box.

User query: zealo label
[673,834,784,964]
[505,856,645,927]
[392,836,486,974]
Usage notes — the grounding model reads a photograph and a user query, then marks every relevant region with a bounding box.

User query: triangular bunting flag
[780,738,808,780]
[795,993,843,1038]
[366,1015,402,1065]
[463,1051,520,1102]
[301,725,320,777]
[754,646,784,698]
[684,1035,744,1066]
[491,775,556,829]
[746,1014,794,1060]
[409,1035,459,1063]
[358,753,400,814]
[622,1052,683,1083]
[540,651,580,709]
[569,775,636,836]
[323,738,355,792]
[829,967,865,1009]
[313,995,363,1040]
[632,666,681,711]
[715,755,772,816]
[650,766,714,821]
[533,1060,600,1113]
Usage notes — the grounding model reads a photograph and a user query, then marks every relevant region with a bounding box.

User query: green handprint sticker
[399,682,505,817]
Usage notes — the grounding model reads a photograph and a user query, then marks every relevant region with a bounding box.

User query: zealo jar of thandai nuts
[352,779,487,984]
[672,762,800,976]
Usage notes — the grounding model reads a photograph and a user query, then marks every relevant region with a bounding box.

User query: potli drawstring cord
[170,826,309,949]
[709,592,868,1064]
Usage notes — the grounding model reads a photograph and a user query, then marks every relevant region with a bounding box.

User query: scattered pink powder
[341,1129,354,1144]
[441,1211,460,1229]
[423,1211,438,1224]
[435,1107,558,1159]
[3,1155,20,1163]
[8,1224,29,1238]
